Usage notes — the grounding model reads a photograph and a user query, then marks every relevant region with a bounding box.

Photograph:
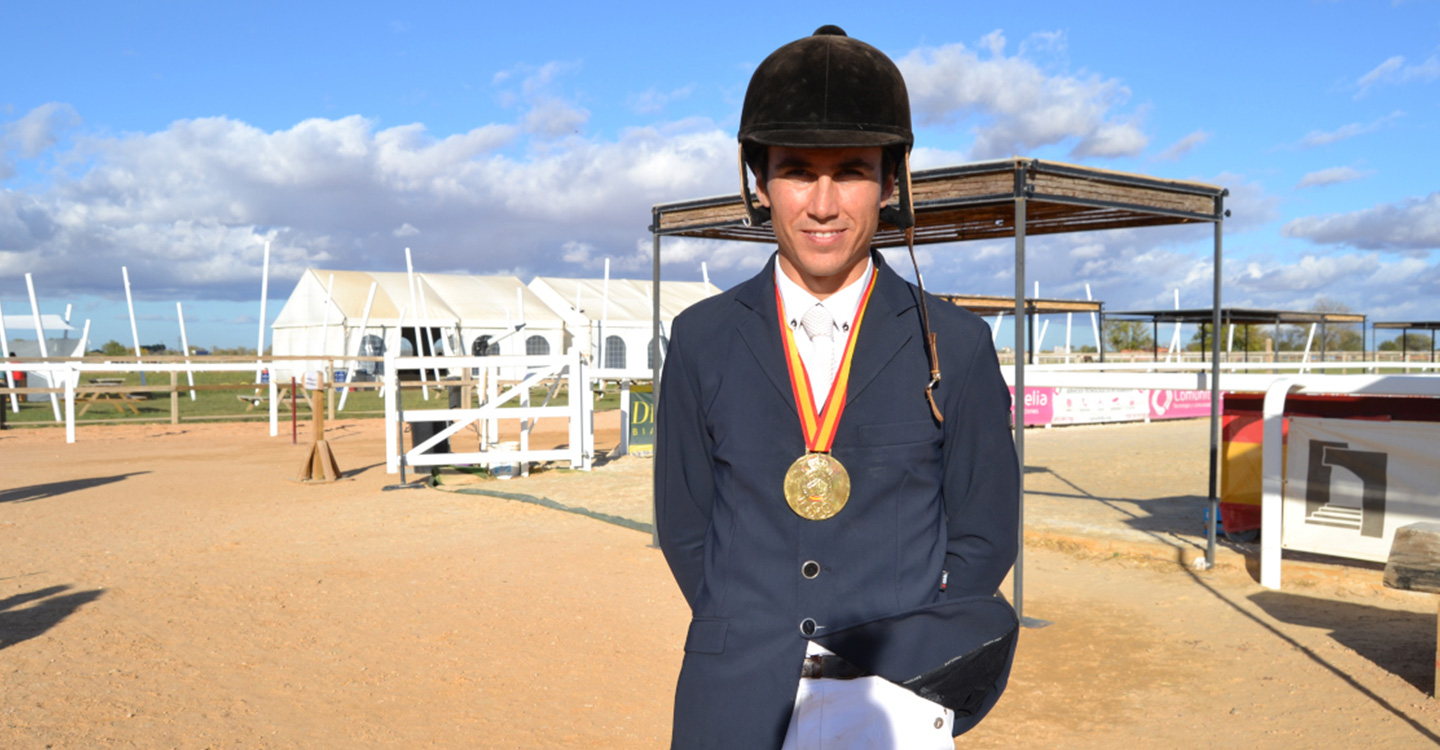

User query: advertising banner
[1282,417,1440,563]
[1050,388,1150,425]
[1009,387,1216,428]
[1008,387,1054,426]
[627,384,655,455]
[1149,388,1213,421]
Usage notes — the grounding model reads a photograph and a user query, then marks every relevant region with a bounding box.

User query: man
[656,26,1020,749]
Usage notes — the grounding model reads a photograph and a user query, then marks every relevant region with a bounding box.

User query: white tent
[527,277,719,375]
[271,269,567,380]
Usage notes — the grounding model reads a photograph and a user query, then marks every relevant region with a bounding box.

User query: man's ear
[754,170,772,208]
[880,171,896,206]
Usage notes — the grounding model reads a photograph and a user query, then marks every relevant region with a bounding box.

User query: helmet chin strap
[739,145,771,227]
[891,153,943,424]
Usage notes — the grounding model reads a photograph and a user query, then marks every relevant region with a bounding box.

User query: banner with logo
[1282,417,1440,563]
[627,384,655,455]
[1148,388,1213,420]
[1050,387,1150,425]
[1010,387,1215,427]
[1008,387,1055,426]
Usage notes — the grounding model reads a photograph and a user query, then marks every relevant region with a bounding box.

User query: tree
[99,340,130,356]
[1104,320,1154,352]
[1378,332,1436,352]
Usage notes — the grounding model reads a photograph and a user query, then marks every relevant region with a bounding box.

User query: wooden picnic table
[78,378,142,416]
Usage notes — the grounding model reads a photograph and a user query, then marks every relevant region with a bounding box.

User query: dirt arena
[3,414,1439,748]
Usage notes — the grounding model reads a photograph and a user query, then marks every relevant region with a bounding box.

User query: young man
[656,27,1020,749]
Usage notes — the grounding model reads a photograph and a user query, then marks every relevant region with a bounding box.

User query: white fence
[383,351,593,476]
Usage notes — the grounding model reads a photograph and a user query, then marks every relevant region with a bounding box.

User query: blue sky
[1,1,1437,351]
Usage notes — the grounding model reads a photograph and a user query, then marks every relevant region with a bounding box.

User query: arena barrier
[383,351,593,476]
[1257,376,1440,589]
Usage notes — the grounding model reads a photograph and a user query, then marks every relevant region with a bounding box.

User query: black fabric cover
[739,26,912,149]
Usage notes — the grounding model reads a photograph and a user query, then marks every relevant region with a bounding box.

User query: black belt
[801,654,869,680]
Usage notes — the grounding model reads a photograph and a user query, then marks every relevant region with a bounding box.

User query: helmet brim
[740,126,912,150]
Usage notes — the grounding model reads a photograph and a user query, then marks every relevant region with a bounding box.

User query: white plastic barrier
[384,351,592,475]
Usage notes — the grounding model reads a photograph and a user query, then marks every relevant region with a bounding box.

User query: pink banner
[1008,386,1055,426]
[1010,387,1216,427]
[1149,389,1214,421]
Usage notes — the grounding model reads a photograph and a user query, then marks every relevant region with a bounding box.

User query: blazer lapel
[735,254,798,414]
[845,253,918,406]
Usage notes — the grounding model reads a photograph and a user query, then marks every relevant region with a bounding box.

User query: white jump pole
[599,258,611,369]
[1168,289,1182,363]
[1085,283,1099,356]
[992,311,1003,345]
[1227,323,1236,355]
[1065,312,1073,364]
[62,303,72,339]
[1302,322,1318,373]
[73,320,90,358]
[404,247,431,400]
[122,266,147,385]
[1036,319,1049,360]
[319,273,337,381]
[256,241,270,384]
[0,296,17,412]
[25,273,61,421]
[337,281,377,412]
[177,302,196,400]
[702,262,711,290]
[417,278,437,400]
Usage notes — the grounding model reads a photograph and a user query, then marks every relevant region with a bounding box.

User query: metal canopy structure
[1108,307,1365,326]
[1374,321,1440,362]
[940,294,1102,316]
[649,157,1228,615]
[1107,307,1368,363]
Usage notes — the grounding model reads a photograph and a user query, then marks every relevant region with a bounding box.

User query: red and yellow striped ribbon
[775,269,878,453]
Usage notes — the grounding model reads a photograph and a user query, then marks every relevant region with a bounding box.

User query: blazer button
[801,560,821,579]
[800,618,817,636]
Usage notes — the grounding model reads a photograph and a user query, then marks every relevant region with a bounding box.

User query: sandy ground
[2,414,1439,748]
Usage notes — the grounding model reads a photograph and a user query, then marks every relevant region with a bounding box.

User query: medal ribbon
[775,269,878,453]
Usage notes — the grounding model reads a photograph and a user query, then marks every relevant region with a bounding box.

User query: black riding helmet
[738,25,915,229]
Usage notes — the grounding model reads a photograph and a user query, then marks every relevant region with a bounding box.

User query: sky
[1,0,1437,351]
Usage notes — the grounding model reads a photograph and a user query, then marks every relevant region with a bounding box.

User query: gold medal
[783,452,851,521]
[775,269,876,521]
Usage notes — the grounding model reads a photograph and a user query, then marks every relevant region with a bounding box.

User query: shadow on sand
[0,584,105,650]
[0,472,151,505]
[1249,590,1436,694]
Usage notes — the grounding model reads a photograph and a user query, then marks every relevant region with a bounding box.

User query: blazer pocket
[683,617,729,655]
[859,419,940,447]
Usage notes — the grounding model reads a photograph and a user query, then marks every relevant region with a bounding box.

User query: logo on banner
[1150,389,1173,416]
[1304,439,1389,538]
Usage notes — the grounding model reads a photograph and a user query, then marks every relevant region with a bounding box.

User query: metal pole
[651,214,662,549]
[1206,193,1226,569]
[1012,167,1028,621]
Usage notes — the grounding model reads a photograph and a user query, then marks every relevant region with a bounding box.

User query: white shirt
[775,257,955,749]
[775,258,873,406]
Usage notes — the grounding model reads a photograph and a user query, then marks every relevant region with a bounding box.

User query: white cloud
[1283,192,1440,251]
[1295,166,1374,189]
[1155,130,1209,162]
[896,31,1148,160]
[627,85,695,115]
[4,102,81,159]
[1355,54,1440,98]
[0,110,741,303]
[1296,111,1402,148]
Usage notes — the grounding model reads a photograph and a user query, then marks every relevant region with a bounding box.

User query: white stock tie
[800,304,836,400]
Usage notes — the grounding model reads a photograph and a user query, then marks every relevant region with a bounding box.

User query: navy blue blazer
[656,251,1019,749]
